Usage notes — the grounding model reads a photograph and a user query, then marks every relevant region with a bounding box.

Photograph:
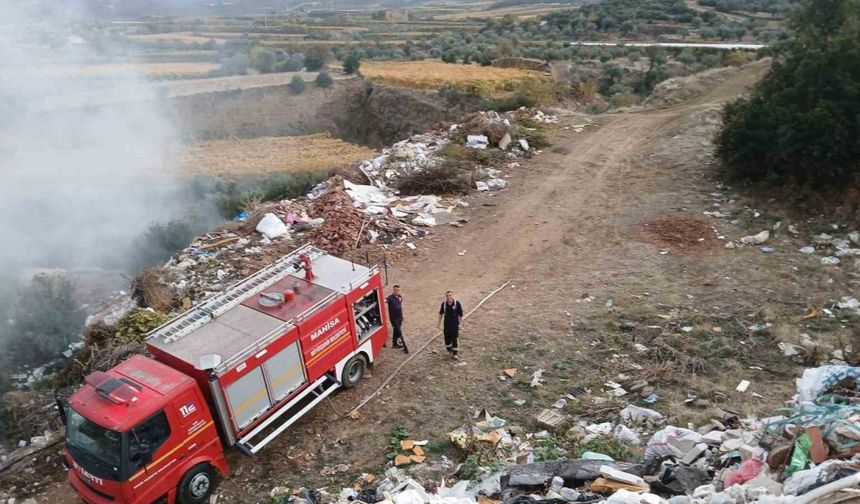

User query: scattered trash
[256,213,289,240]
[536,408,566,430]
[739,230,769,245]
[620,405,664,426]
[530,369,545,388]
[837,297,860,310]
[467,135,489,149]
[486,178,507,190]
[308,363,860,504]
[643,394,659,404]
[747,323,773,333]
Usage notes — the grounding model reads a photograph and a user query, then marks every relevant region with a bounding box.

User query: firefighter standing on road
[387,285,405,349]
[437,290,464,359]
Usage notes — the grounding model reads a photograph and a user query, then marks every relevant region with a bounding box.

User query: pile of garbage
[355,108,554,192]
[295,365,860,504]
[797,231,860,267]
[158,109,557,304]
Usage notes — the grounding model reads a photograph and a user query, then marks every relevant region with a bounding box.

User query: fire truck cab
[62,245,389,504]
[63,356,226,504]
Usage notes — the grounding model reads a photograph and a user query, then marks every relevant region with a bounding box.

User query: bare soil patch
[641,217,718,250]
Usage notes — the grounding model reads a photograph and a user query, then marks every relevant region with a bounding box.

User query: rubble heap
[159,108,558,305]
[289,365,860,504]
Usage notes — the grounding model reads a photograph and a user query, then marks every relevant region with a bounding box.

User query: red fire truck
[59,245,389,504]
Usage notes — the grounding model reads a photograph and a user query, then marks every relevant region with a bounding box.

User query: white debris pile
[355,108,552,193]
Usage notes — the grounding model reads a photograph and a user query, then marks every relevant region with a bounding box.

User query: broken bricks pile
[293,365,860,504]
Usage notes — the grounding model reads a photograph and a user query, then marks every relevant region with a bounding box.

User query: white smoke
[0,0,185,274]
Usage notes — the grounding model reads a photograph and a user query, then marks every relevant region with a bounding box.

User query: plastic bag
[393,490,425,504]
[620,405,664,425]
[723,459,764,487]
[613,424,642,445]
[645,426,703,462]
[256,213,288,240]
[784,434,811,478]
[795,366,860,402]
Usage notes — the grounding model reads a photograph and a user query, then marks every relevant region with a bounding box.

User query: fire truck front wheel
[177,463,217,504]
[342,354,367,388]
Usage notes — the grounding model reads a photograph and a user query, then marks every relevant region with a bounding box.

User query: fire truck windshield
[66,408,122,480]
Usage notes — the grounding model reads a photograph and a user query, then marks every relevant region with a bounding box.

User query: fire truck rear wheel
[177,463,217,504]
[342,355,367,388]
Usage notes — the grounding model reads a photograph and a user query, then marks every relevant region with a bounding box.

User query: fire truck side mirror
[54,395,69,425]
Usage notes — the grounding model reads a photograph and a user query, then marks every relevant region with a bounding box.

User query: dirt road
[24,60,817,503]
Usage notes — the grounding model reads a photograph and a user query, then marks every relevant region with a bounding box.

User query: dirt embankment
[337,84,483,147]
[173,77,482,147]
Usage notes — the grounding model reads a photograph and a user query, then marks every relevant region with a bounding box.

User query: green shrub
[578,436,637,461]
[130,219,202,271]
[289,75,306,94]
[304,46,331,71]
[249,47,277,73]
[343,52,362,74]
[438,144,506,165]
[484,94,536,112]
[385,424,410,459]
[216,171,330,218]
[115,309,170,344]
[715,0,860,185]
[315,71,334,88]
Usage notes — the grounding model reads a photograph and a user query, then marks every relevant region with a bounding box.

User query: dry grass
[361,60,547,94]
[437,4,574,20]
[78,62,220,77]
[129,32,227,44]
[261,39,408,47]
[181,134,376,178]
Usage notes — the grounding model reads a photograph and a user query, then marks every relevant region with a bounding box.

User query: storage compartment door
[264,341,307,402]
[224,367,272,430]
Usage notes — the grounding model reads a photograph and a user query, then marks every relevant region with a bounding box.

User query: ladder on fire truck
[150,244,327,344]
[235,372,341,455]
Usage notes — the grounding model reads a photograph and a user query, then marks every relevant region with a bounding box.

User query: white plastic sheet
[255,213,288,240]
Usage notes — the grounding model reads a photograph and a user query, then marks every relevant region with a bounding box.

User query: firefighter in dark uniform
[387,285,405,348]
[437,290,464,359]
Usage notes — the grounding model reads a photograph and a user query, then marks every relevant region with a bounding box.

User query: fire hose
[326,279,512,419]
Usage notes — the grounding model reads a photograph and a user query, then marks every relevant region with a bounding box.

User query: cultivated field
[437,3,579,20]
[360,60,547,93]
[128,32,225,44]
[76,62,219,77]
[181,134,376,178]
